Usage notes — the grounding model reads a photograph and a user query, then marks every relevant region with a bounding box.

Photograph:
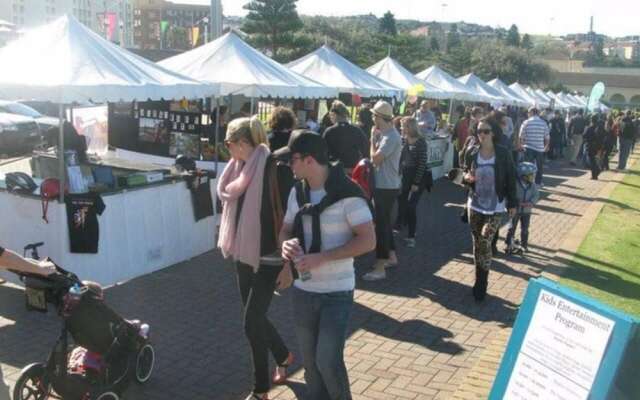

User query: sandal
[272,352,294,385]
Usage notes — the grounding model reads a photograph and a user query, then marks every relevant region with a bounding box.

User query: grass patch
[559,155,640,318]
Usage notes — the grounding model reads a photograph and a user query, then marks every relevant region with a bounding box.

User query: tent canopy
[525,87,550,108]
[366,57,451,99]
[546,91,573,110]
[0,15,218,103]
[287,45,402,98]
[486,78,531,107]
[415,66,491,102]
[457,73,508,104]
[159,31,337,99]
[509,83,541,108]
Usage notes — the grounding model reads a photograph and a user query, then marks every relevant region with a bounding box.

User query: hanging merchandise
[65,193,106,254]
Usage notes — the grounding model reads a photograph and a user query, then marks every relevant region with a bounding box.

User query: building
[132,0,223,50]
[0,0,135,47]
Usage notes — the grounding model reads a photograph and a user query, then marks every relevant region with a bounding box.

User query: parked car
[0,112,42,155]
[0,100,59,144]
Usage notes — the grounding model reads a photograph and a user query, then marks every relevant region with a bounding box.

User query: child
[505,162,539,254]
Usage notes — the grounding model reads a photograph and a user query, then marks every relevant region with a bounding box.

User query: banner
[587,82,605,112]
[160,20,169,34]
[68,106,109,155]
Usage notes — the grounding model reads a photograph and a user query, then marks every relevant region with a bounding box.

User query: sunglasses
[223,139,236,148]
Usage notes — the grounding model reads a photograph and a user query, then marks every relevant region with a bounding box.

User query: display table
[0,157,219,287]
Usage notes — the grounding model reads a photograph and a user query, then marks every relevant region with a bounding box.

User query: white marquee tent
[415,66,489,102]
[0,15,218,103]
[366,56,451,99]
[159,31,337,99]
[486,78,531,107]
[457,73,509,104]
[287,45,401,98]
[509,83,541,107]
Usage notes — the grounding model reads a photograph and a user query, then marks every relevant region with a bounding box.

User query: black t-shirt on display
[186,175,214,222]
[323,122,369,169]
[65,193,106,254]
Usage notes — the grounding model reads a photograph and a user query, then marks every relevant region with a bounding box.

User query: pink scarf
[217,144,270,270]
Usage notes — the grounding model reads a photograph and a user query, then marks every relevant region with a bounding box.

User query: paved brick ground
[0,154,627,400]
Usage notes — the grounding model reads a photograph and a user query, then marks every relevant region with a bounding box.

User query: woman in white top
[461,116,518,302]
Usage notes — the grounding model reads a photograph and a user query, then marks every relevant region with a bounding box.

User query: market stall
[0,15,219,286]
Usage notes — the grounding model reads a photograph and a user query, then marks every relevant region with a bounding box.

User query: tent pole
[58,102,65,203]
[448,99,454,125]
[212,96,219,217]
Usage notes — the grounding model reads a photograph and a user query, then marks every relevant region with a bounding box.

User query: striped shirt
[400,137,428,185]
[284,188,372,293]
[519,116,550,152]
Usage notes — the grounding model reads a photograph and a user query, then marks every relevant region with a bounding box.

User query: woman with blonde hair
[394,117,428,247]
[217,116,294,400]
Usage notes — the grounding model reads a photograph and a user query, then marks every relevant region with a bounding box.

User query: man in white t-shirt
[275,131,375,400]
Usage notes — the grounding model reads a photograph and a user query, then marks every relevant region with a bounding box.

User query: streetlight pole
[441,3,448,54]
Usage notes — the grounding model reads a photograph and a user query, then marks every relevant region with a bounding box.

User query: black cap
[273,129,328,164]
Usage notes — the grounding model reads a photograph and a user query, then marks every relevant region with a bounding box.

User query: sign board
[490,278,639,400]
[426,136,448,168]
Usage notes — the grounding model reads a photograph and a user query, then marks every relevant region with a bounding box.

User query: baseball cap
[273,129,328,163]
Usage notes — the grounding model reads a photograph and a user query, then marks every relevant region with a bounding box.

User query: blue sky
[178,0,639,37]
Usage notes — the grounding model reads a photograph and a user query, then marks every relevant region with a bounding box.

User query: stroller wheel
[135,343,155,384]
[95,391,119,400]
[13,363,50,400]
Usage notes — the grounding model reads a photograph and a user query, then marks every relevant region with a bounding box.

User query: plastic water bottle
[69,284,82,299]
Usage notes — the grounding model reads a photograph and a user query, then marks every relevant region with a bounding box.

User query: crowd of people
[1,98,638,400]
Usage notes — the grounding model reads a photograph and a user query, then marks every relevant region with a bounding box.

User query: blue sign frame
[490,277,639,399]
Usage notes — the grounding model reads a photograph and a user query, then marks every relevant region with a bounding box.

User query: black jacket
[463,144,519,210]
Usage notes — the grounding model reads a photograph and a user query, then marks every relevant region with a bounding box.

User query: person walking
[453,107,472,168]
[414,100,437,136]
[602,114,617,171]
[394,117,428,248]
[217,117,295,400]
[618,110,637,170]
[363,101,403,281]
[519,107,549,185]
[323,100,370,175]
[462,116,518,301]
[567,109,586,166]
[549,110,566,160]
[504,162,539,254]
[267,106,297,153]
[583,115,603,180]
[277,131,376,400]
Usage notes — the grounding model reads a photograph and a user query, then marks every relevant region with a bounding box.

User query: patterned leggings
[469,209,503,300]
[469,209,503,271]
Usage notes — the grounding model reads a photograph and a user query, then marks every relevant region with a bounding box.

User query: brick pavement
[0,154,627,400]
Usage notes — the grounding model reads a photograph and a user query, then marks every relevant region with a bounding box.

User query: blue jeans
[618,138,634,170]
[525,148,545,185]
[293,287,353,400]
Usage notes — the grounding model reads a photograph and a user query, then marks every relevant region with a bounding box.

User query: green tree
[521,33,532,50]
[242,0,304,61]
[506,24,520,47]
[447,23,461,50]
[379,11,397,36]
[430,36,440,52]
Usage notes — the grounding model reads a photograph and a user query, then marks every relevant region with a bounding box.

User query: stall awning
[0,15,218,103]
[159,31,337,99]
[486,78,531,107]
[287,45,402,98]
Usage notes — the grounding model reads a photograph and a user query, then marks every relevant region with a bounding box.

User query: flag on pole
[587,82,606,112]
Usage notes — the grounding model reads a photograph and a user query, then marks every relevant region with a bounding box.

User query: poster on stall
[70,105,109,155]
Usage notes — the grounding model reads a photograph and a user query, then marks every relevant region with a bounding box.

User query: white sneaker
[362,270,386,281]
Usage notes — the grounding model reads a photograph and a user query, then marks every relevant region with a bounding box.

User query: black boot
[473,268,489,302]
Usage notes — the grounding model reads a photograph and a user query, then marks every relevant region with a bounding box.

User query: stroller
[11,262,155,400]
